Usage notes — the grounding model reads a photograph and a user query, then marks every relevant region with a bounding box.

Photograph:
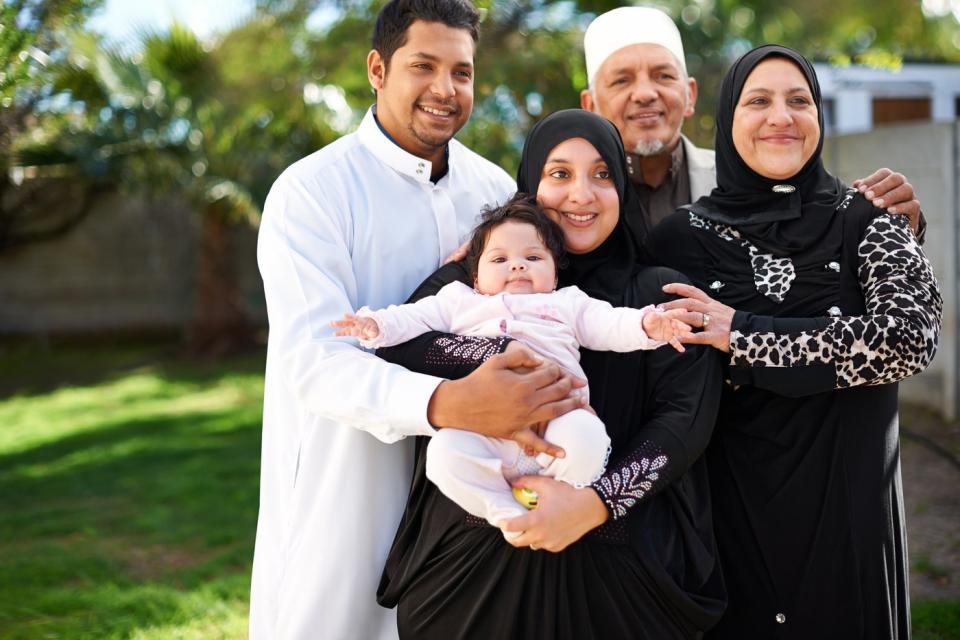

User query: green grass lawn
[0,344,264,639]
[0,343,957,639]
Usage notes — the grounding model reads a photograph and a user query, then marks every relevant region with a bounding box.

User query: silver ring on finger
[529,544,539,551]
[702,313,711,329]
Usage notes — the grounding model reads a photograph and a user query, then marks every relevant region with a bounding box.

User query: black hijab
[516,109,640,305]
[685,45,844,257]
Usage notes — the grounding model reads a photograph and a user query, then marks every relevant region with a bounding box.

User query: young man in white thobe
[250,1,584,638]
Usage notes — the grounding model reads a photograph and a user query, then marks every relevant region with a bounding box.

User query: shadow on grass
[0,341,266,399]
[0,360,263,639]
[0,408,261,547]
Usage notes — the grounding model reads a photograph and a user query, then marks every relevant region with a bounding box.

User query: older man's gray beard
[632,138,666,156]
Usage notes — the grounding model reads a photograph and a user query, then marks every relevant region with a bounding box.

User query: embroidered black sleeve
[425,335,509,366]
[377,332,510,380]
[729,214,942,388]
[591,441,670,520]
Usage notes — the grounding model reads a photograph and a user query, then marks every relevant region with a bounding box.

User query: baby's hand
[642,307,694,353]
[330,313,381,341]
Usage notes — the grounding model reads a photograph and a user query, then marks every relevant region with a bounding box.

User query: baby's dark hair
[466,192,567,282]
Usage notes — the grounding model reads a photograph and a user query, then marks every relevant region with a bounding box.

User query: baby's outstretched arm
[331,313,381,341]
[642,307,694,353]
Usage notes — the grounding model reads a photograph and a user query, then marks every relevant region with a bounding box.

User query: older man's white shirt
[250,108,514,639]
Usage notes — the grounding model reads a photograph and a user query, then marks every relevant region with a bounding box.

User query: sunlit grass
[0,346,264,639]
[0,344,956,638]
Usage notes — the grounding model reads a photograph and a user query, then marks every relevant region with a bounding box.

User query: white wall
[824,121,958,417]
[814,63,960,135]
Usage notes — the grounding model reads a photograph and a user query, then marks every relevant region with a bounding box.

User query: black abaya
[377,262,725,640]
[377,110,726,639]
[645,45,941,640]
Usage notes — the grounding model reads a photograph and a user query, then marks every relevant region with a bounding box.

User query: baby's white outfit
[358,281,664,534]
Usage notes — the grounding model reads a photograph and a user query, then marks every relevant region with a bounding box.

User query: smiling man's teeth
[421,105,452,116]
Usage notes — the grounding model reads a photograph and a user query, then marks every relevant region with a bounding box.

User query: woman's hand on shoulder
[499,476,608,552]
[659,283,735,353]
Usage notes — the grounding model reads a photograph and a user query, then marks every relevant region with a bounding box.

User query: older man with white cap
[580,5,924,241]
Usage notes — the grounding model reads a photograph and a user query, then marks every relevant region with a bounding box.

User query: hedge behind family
[250,2,939,638]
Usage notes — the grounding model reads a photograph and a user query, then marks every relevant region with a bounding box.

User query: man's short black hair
[466,192,568,283]
[372,0,480,70]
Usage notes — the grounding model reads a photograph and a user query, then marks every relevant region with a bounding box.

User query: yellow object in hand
[512,486,539,510]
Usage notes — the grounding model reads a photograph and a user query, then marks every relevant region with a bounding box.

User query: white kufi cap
[583,6,687,86]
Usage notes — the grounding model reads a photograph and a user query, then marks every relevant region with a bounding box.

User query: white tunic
[250,108,514,640]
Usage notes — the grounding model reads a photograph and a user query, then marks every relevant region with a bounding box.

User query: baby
[332,194,691,537]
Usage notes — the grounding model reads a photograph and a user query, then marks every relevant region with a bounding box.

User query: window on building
[872,98,931,125]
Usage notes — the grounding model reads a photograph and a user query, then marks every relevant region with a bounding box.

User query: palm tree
[16,13,336,354]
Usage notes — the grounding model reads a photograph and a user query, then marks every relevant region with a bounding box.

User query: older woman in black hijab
[646,45,942,639]
[376,110,725,639]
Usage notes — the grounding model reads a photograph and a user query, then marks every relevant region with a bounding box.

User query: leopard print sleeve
[729,215,942,388]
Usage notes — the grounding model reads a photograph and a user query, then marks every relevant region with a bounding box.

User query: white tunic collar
[357,107,439,185]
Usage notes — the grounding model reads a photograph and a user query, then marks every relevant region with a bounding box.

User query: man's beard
[408,101,463,150]
[632,138,666,156]
[409,123,452,151]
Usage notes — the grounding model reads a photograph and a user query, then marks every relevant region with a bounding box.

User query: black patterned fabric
[424,334,507,366]
[650,183,941,640]
[729,214,940,389]
[645,43,942,640]
[592,440,669,519]
[647,71,942,640]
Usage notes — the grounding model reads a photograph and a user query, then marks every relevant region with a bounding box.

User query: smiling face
[582,43,696,157]
[535,137,620,255]
[732,57,820,180]
[367,20,474,166]
[474,220,557,295]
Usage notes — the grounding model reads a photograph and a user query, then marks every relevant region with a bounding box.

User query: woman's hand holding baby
[500,476,608,552]
[331,313,381,341]
[642,308,695,352]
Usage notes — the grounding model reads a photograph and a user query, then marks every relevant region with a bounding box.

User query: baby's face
[475,220,557,295]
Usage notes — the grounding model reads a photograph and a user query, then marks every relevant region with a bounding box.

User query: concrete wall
[0,190,265,338]
[824,120,958,417]
[814,63,960,135]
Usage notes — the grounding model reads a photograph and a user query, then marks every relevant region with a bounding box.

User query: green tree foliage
[14,9,334,352]
[298,0,960,170]
[4,0,959,350]
[1,0,104,250]
[1,0,102,134]
[649,0,960,144]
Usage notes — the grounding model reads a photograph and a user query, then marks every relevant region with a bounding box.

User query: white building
[813,62,960,135]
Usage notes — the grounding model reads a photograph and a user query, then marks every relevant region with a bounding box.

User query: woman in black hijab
[376,110,726,639]
[645,45,942,639]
